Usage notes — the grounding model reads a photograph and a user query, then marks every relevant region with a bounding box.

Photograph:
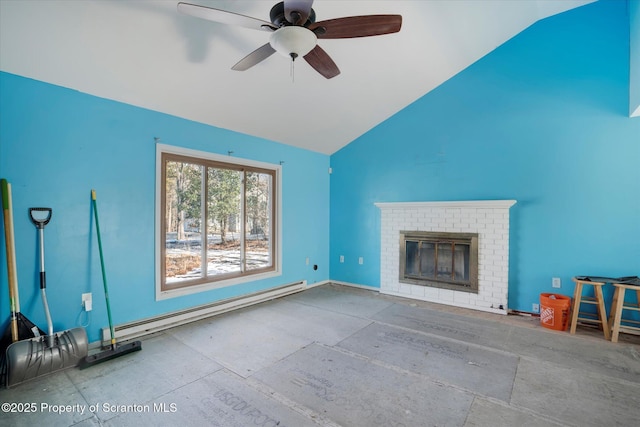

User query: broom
[80,189,141,368]
[0,179,45,386]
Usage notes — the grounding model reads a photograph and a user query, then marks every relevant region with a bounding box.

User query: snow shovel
[5,208,88,388]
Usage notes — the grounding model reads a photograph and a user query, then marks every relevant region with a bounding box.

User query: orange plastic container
[540,293,571,331]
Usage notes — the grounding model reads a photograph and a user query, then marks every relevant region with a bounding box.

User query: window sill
[156,270,282,300]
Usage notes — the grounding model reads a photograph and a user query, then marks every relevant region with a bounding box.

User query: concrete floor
[1,283,639,426]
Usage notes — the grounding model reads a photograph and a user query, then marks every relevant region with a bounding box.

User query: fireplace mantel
[376,200,517,315]
[375,200,517,210]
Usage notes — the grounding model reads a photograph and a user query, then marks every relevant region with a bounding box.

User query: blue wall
[330,0,640,312]
[631,0,640,116]
[1,0,638,344]
[0,73,330,343]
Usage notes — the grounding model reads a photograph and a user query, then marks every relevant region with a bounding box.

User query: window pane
[165,160,203,284]
[405,240,419,275]
[453,244,470,281]
[420,242,436,277]
[245,171,272,270]
[207,167,242,276]
[436,242,453,279]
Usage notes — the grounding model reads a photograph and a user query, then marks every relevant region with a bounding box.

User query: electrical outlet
[82,293,92,312]
[305,257,309,265]
[358,257,364,265]
[552,277,561,288]
[532,303,540,313]
[339,255,344,263]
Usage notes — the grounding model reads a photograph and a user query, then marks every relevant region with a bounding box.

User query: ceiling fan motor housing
[270,1,316,27]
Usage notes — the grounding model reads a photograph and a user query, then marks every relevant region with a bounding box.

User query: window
[156,145,280,298]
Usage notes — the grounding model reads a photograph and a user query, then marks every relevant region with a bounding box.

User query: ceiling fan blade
[284,0,313,25]
[304,45,340,79]
[177,2,276,32]
[232,43,276,71]
[309,15,402,39]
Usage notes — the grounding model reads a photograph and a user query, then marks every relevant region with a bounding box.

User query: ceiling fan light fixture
[269,26,317,59]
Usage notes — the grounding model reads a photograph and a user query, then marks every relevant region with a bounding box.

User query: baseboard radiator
[101,281,307,346]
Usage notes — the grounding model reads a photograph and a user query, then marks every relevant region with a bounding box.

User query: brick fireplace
[375,200,517,314]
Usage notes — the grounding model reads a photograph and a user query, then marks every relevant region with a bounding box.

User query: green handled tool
[80,189,141,368]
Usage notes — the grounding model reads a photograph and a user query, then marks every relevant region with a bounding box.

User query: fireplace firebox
[399,231,478,293]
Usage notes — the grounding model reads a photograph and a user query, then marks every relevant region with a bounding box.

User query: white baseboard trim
[329,280,380,292]
[305,279,332,289]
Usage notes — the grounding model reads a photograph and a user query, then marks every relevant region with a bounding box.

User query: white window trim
[155,144,282,300]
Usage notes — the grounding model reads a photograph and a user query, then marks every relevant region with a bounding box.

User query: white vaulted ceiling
[0,0,595,154]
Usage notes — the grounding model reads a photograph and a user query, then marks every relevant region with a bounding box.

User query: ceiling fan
[177,1,402,79]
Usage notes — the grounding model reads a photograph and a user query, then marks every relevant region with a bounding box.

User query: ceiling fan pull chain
[290,57,295,83]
